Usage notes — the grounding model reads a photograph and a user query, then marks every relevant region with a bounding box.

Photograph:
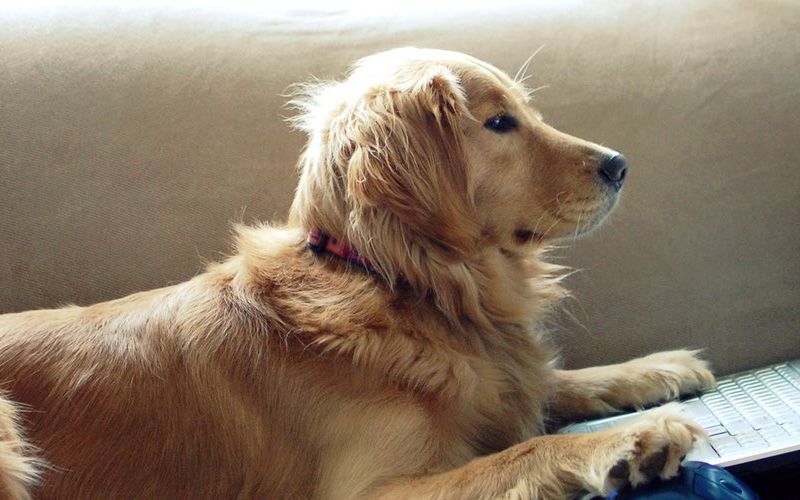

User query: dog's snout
[597,153,628,190]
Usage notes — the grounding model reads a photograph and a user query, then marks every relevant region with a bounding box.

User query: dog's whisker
[513,44,546,83]
[553,190,568,211]
[529,192,571,240]
[540,213,563,240]
[544,218,561,238]
[514,55,535,83]
[530,201,557,237]
[524,84,550,98]
[558,295,592,335]
[572,209,583,243]
[530,212,547,238]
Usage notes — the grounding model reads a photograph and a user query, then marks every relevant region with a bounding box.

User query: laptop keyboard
[558,360,800,466]
[688,362,800,457]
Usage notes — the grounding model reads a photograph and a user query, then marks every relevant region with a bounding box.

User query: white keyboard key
[705,425,727,436]
[735,431,768,449]
[773,383,796,393]
[782,422,800,436]
[696,416,722,428]
[713,406,738,416]
[721,387,744,395]
[710,434,741,454]
[757,374,784,385]
[782,401,800,414]
[719,418,753,435]
[728,396,753,405]
[708,404,738,418]
[723,387,746,394]
[746,413,775,430]
[758,424,789,445]
[739,383,762,391]
[682,400,719,427]
[733,431,759,442]
[700,396,721,404]
[683,398,712,413]
[777,365,800,379]
[781,413,800,425]
[685,439,719,463]
[707,404,735,416]
[770,409,800,424]
[736,403,763,416]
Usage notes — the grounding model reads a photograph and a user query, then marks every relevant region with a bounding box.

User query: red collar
[307,228,376,274]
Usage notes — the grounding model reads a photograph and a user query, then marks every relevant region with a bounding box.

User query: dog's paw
[594,404,707,495]
[630,349,716,402]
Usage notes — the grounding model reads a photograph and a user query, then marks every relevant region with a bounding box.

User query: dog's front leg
[548,349,715,423]
[372,405,705,499]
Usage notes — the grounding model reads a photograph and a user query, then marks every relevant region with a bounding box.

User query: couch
[1,1,798,374]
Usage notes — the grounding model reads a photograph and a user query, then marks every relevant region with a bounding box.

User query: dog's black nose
[597,153,628,190]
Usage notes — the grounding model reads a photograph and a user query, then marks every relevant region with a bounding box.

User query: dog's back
[0,228,433,498]
[0,259,296,497]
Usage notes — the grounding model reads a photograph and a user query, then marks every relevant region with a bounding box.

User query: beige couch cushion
[1,2,798,373]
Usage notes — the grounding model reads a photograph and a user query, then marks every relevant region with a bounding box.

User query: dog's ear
[341,66,480,259]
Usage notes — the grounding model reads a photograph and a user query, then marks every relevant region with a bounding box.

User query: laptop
[558,359,800,474]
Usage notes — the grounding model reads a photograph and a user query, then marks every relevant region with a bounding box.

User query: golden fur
[0,48,714,499]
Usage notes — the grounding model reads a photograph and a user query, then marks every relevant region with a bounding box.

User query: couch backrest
[2,1,798,373]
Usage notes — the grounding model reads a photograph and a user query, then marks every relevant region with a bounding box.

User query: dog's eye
[483,113,518,133]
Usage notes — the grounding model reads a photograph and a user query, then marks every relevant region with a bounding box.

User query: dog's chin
[569,194,619,238]
[523,193,619,243]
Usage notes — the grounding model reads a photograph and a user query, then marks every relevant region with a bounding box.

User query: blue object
[608,461,759,499]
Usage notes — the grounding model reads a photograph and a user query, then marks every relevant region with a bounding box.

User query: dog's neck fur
[290,190,566,335]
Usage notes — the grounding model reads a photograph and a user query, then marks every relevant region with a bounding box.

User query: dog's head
[290,47,625,280]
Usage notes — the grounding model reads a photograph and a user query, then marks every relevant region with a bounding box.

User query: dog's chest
[417,329,552,457]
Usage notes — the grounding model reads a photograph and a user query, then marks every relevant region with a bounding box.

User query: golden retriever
[0,48,714,499]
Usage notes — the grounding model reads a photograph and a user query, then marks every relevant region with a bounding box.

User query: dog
[0,47,714,499]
